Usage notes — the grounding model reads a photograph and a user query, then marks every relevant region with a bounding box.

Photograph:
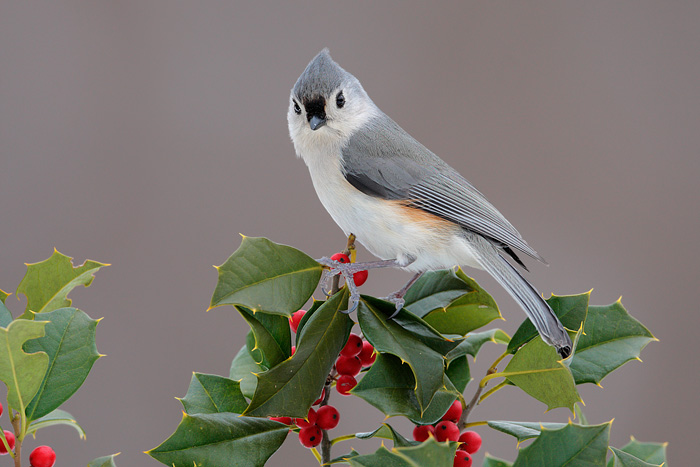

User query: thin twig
[11,414,21,467]
[320,234,355,465]
[458,365,498,430]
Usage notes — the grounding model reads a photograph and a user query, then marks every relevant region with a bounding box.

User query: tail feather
[471,236,572,358]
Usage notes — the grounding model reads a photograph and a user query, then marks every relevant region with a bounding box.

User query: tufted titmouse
[287,49,572,358]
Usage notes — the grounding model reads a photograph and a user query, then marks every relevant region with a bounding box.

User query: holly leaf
[179,373,248,415]
[352,353,459,425]
[483,454,514,467]
[608,447,661,467]
[487,420,568,442]
[88,454,120,467]
[210,236,322,317]
[445,355,470,393]
[405,269,501,336]
[24,307,101,421]
[243,289,353,418]
[229,345,261,399]
[512,422,611,467]
[508,292,589,353]
[347,438,457,467]
[0,319,49,412]
[0,289,12,327]
[358,297,446,413]
[381,299,461,355]
[147,412,288,467]
[356,423,416,447]
[237,306,291,369]
[295,298,325,345]
[607,438,667,466]
[26,408,86,439]
[16,250,107,318]
[569,300,656,385]
[502,334,581,412]
[446,329,510,361]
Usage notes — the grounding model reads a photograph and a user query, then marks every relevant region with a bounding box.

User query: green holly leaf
[445,355,470,393]
[0,319,49,412]
[446,329,510,361]
[358,297,446,413]
[512,422,611,467]
[229,345,261,399]
[24,307,101,421]
[210,236,322,317]
[607,438,667,467]
[16,250,107,318]
[502,334,581,411]
[88,453,120,467]
[487,420,568,442]
[147,412,288,467]
[352,353,459,425]
[483,454,514,467]
[348,438,457,467]
[405,269,501,336]
[403,269,476,316]
[356,423,416,447]
[609,447,661,467]
[294,298,325,345]
[508,292,590,353]
[569,300,656,385]
[237,306,291,369]
[377,298,461,355]
[26,408,86,439]
[0,289,12,327]
[179,373,248,415]
[243,289,353,418]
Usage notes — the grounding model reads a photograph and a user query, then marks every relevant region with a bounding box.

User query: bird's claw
[316,257,362,313]
[383,292,406,319]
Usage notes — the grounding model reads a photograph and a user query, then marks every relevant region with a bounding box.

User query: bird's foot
[317,257,366,313]
[383,291,406,318]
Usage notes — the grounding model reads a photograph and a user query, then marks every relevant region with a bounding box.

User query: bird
[287,49,572,358]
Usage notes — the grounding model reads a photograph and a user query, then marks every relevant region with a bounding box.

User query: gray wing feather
[342,113,545,263]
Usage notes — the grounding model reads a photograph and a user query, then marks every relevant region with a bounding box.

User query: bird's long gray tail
[470,236,572,358]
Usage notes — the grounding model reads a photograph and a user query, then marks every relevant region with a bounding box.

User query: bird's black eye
[336,91,345,108]
[293,100,301,115]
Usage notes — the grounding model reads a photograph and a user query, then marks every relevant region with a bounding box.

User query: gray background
[1,2,697,466]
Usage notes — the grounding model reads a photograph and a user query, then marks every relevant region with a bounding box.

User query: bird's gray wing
[341,114,545,263]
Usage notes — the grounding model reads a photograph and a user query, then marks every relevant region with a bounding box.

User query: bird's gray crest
[293,49,349,102]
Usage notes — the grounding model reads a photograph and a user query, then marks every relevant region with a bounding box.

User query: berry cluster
[270,402,341,448]
[0,403,56,467]
[411,400,483,467]
[335,333,375,395]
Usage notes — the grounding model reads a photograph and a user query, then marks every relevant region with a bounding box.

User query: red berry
[412,424,435,442]
[316,405,340,430]
[353,270,369,286]
[330,252,350,263]
[453,449,472,467]
[291,345,296,355]
[29,445,56,467]
[269,416,292,425]
[295,408,317,428]
[0,430,14,454]
[340,333,363,357]
[313,387,326,405]
[299,425,323,448]
[442,400,463,422]
[335,355,362,376]
[336,374,357,395]
[358,341,376,366]
[289,309,306,333]
[458,430,482,454]
[435,420,460,442]
[0,402,3,417]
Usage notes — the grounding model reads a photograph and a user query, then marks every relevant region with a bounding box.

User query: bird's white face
[287,80,378,159]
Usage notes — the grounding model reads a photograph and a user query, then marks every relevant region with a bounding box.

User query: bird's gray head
[288,49,377,156]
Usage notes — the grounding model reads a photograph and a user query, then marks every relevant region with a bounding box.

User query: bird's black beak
[309,114,327,131]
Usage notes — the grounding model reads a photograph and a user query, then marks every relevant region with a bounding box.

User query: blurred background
[1,1,698,465]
